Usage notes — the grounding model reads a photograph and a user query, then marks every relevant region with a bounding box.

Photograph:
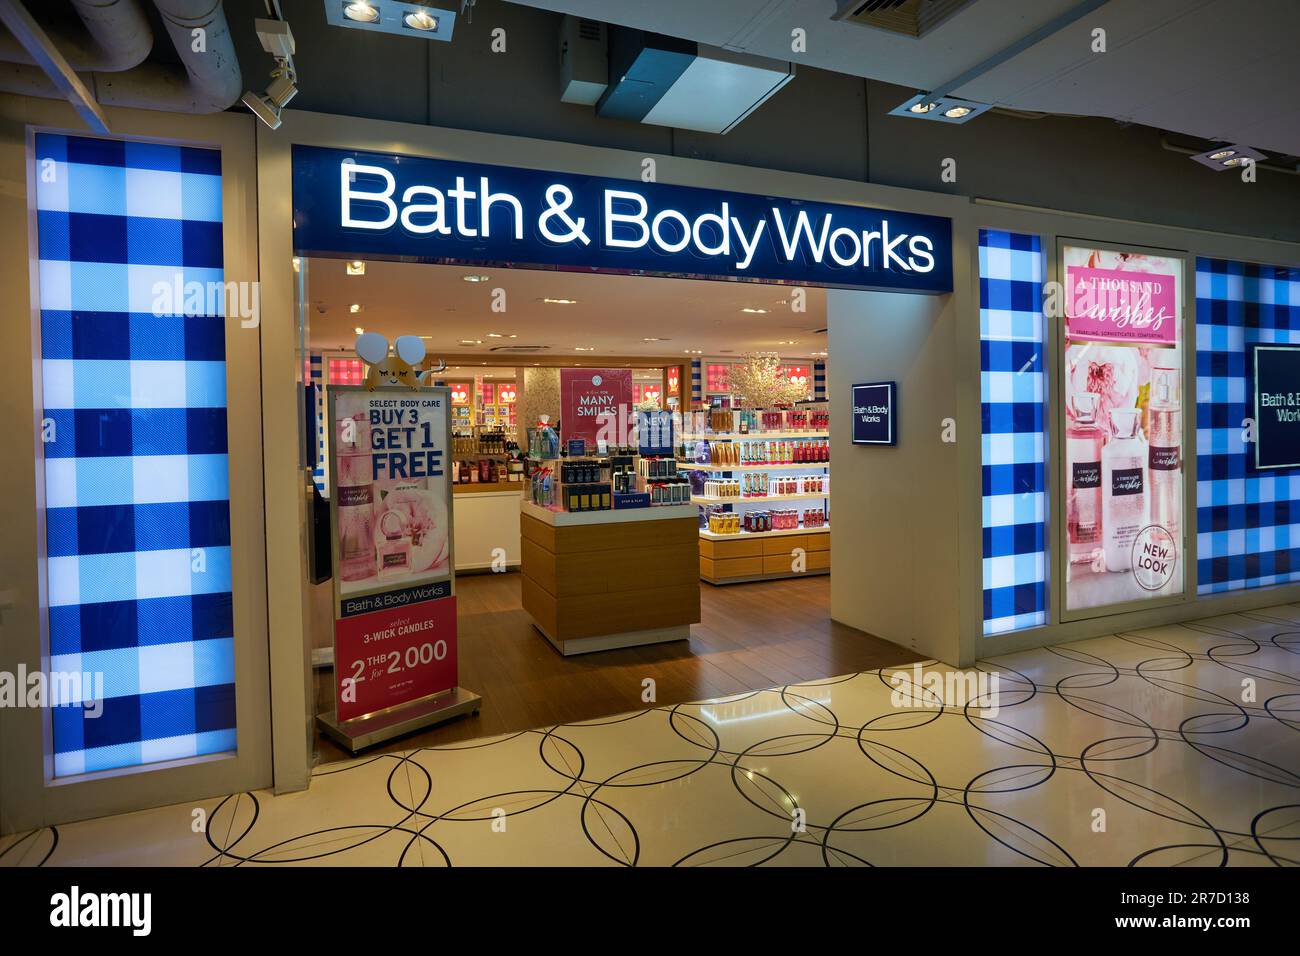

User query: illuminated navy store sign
[291,145,952,293]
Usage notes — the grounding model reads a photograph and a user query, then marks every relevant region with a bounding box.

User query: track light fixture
[242,14,299,130]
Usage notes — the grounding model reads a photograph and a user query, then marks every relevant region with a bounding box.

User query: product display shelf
[698,524,829,541]
[699,524,830,585]
[692,492,829,504]
[680,461,830,472]
[682,431,830,441]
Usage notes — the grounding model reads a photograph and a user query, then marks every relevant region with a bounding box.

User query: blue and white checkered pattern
[690,358,702,404]
[35,133,236,776]
[1195,257,1300,594]
[980,230,1048,635]
[813,359,826,401]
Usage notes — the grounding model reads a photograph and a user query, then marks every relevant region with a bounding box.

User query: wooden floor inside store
[314,572,920,763]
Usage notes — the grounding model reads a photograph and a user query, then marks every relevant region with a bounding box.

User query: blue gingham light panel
[1195,257,1300,594]
[980,230,1048,635]
[35,133,236,776]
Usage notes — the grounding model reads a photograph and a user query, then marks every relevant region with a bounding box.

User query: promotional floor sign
[560,368,633,450]
[1062,245,1185,611]
[328,384,459,723]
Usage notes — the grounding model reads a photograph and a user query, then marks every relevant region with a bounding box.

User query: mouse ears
[393,335,426,366]
[355,331,390,365]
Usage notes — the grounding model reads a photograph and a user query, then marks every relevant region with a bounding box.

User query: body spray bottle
[1102,407,1147,572]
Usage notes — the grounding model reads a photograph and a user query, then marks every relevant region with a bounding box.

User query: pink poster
[1066,264,1178,345]
[1061,246,1185,613]
[560,368,633,449]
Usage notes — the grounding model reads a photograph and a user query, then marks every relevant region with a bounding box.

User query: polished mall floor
[314,572,917,761]
[3,602,1297,866]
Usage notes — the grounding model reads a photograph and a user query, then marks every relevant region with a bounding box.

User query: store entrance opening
[300,258,924,760]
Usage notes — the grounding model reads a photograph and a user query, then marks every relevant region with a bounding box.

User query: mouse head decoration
[355,333,446,391]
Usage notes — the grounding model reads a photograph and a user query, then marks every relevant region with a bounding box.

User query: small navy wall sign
[851,381,895,445]
[1254,344,1300,470]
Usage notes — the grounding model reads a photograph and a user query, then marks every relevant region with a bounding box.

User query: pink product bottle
[1147,367,1181,548]
[1102,407,1147,572]
[336,413,377,582]
[1066,392,1105,564]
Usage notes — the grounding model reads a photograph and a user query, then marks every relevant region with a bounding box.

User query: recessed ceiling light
[811,351,828,357]
[343,1,380,23]
[354,326,364,335]
[486,332,504,338]
[403,10,439,32]
[541,297,578,305]
[893,93,988,123]
[462,274,490,283]
[346,260,366,275]
[685,349,703,355]
[349,303,363,313]
[1189,143,1265,171]
[741,308,768,314]
[642,337,665,342]
[459,339,483,345]
[574,346,595,351]
[777,340,798,345]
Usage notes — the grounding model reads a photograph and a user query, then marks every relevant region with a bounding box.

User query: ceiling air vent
[831,0,978,38]
[489,345,551,353]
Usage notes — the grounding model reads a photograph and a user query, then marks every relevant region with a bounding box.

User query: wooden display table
[520,501,701,655]
[699,525,830,584]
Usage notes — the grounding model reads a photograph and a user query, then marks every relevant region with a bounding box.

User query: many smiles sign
[291,145,953,293]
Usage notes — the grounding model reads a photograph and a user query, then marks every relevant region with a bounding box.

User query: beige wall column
[827,288,963,665]
[256,124,314,793]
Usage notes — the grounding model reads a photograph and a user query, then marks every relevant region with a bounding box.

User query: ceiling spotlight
[242,17,298,130]
[462,274,490,282]
[346,260,366,275]
[685,349,703,355]
[354,326,365,335]
[327,0,456,40]
[404,10,439,31]
[342,1,379,21]
[1188,143,1266,171]
[349,303,363,313]
[573,346,595,351]
[541,297,578,304]
[741,308,768,314]
[459,338,483,345]
[486,332,504,338]
[891,92,989,124]
[642,337,665,342]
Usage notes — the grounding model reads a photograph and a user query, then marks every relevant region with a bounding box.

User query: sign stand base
[315,686,483,753]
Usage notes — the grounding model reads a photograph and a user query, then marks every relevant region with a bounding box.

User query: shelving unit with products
[679,404,830,585]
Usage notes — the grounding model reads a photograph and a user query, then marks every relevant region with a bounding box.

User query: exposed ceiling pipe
[0,0,241,115]
[0,0,152,72]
